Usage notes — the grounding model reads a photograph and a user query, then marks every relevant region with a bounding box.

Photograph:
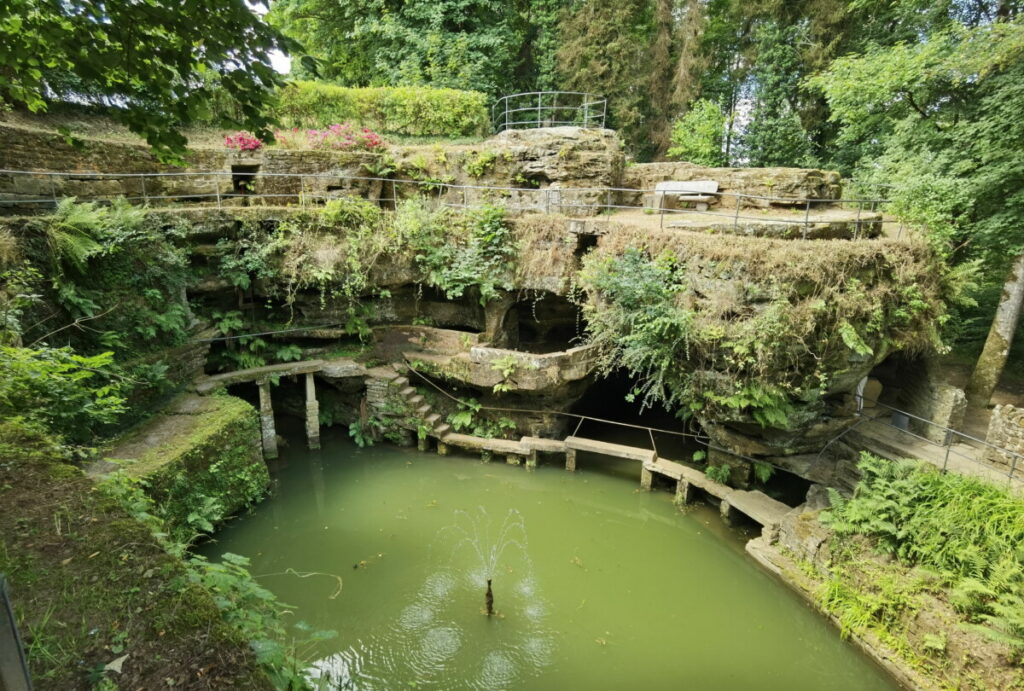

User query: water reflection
[305,508,554,690]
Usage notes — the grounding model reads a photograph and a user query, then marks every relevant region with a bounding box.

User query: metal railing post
[943,443,952,473]
[214,177,222,208]
[49,175,58,207]
[803,199,811,239]
[733,193,741,232]
[141,175,148,205]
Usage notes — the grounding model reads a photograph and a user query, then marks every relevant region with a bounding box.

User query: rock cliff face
[622,162,843,207]
[1,115,949,487]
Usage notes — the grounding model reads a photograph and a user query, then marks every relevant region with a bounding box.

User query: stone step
[724,490,791,528]
[416,405,431,415]
[425,413,441,425]
[433,423,451,437]
[392,376,409,387]
[399,386,416,397]
[408,395,424,406]
[367,366,400,381]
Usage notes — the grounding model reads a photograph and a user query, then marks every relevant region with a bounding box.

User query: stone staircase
[376,367,452,442]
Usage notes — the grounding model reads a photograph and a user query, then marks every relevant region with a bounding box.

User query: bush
[667,99,727,166]
[224,132,264,151]
[273,81,490,137]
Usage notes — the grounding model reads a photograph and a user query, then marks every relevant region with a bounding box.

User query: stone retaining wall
[985,404,1024,471]
[898,365,967,444]
[621,162,842,208]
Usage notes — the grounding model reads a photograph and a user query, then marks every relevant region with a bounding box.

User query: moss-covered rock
[102,393,268,541]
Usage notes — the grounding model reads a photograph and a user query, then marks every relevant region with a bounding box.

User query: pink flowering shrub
[224,132,264,151]
[273,123,385,151]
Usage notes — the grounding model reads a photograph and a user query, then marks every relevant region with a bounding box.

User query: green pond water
[199,425,897,690]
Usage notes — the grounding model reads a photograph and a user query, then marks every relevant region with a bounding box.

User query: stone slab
[521,436,567,453]
[196,359,326,393]
[565,436,656,463]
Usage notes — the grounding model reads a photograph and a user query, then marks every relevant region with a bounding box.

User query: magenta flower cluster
[274,123,385,151]
[224,132,264,151]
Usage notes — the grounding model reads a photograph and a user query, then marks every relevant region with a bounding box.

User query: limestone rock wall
[0,123,383,212]
[898,366,967,444]
[1,121,626,216]
[621,162,843,207]
[985,404,1024,472]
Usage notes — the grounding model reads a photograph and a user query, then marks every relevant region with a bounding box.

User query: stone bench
[650,180,720,212]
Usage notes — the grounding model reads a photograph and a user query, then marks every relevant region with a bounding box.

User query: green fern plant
[705,464,731,484]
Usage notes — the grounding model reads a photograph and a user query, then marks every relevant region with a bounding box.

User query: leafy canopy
[0,0,297,161]
[269,0,555,96]
[810,20,1024,267]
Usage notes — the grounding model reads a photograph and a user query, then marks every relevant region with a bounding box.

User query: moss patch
[103,394,268,542]
[0,425,268,689]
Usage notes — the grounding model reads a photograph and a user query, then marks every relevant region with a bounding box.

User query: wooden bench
[652,180,719,212]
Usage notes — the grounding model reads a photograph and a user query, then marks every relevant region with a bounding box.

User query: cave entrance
[231,164,260,200]
[568,369,703,481]
[515,292,585,353]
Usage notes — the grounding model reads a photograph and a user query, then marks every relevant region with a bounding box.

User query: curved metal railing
[492,91,607,132]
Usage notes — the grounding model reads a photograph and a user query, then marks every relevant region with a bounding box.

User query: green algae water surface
[199,427,896,690]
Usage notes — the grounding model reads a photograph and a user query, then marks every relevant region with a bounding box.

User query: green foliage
[705,464,731,484]
[464,150,499,178]
[0,263,42,346]
[24,199,191,361]
[489,354,536,393]
[188,552,323,688]
[752,460,775,485]
[0,346,125,446]
[0,0,296,161]
[446,397,516,439]
[737,22,816,168]
[269,0,559,97]
[578,241,947,428]
[100,473,329,686]
[667,99,726,166]
[819,561,932,644]
[822,452,1024,658]
[556,0,676,157]
[811,19,1024,269]
[401,201,516,305]
[349,419,381,447]
[273,81,489,137]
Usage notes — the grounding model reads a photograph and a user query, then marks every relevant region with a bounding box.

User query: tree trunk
[966,252,1024,407]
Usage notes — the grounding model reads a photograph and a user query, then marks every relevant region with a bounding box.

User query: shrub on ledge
[273,81,490,137]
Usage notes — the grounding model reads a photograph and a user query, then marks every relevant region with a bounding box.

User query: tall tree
[0,0,296,160]
[556,0,676,157]
[812,19,1024,406]
[269,0,558,96]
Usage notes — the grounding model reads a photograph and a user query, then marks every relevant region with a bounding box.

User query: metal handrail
[853,395,1021,483]
[0,169,890,205]
[492,91,607,132]
[0,169,895,240]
